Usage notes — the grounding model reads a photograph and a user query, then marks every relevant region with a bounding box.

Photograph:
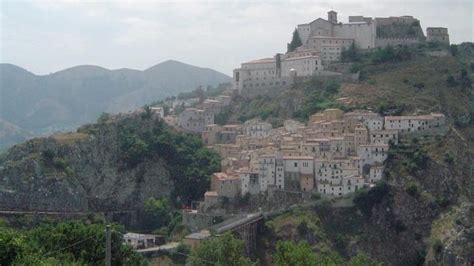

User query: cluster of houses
[183,108,447,209]
[162,94,232,133]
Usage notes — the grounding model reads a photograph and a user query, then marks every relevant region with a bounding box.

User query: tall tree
[289,29,303,52]
[190,233,257,266]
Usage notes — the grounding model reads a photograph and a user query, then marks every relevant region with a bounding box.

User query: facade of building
[426,27,450,44]
[178,108,214,133]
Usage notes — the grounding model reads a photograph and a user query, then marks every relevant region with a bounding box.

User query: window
[294,162,298,167]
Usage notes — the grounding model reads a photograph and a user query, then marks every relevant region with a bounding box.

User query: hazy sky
[1,0,473,76]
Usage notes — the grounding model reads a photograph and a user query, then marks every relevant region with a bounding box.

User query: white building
[384,113,446,135]
[232,54,323,92]
[282,156,314,192]
[258,155,276,192]
[239,169,260,196]
[242,119,273,138]
[150,106,165,118]
[357,144,389,166]
[370,129,399,145]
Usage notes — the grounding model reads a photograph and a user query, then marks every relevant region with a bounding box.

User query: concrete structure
[239,169,260,195]
[196,108,447,202]
[232,10,448,93]
[177,108,214,133]
[123,233,165,250]
[242,119,272,138]
[210,172,241,199]
[258,155,276,192]
[150,107,165,118]
[426,27,449,44]
[184,230,211,250]
[384,113,446,135]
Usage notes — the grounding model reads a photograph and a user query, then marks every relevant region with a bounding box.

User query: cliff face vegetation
[0,114,220,212]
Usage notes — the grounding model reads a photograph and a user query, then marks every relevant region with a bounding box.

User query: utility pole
[105,225,111,266]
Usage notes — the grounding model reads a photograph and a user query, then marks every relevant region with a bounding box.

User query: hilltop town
[130,9,459,239]
[1,7,472,266]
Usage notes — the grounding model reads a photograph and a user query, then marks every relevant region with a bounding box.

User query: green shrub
[444,153,454,164]
[433,239,443,254]
[53,158,68,170]
[353,182,390,217]
[406,183,420,197]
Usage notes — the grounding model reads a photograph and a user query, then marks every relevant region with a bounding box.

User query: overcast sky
[1,0,473,76]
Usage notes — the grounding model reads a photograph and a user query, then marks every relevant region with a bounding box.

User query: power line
[165,249,216,266]
[42,233,100,257]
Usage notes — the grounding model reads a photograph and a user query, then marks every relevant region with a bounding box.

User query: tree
[273,241,318,266]
[341,43,360,62]
[0,221,143,265]
[190,233,257,266]
[0,228,26,265]
[97,112,110,123]
[140,197,173,231]
[450,44,458,56]
[289,29,303,52]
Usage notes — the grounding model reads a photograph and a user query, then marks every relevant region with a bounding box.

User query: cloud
[1,0,472,75]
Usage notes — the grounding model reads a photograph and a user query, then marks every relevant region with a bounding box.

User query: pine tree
[289,29,303,52]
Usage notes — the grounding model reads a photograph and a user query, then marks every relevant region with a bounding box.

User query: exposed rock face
[429,203,474,266]
[0,117,172,212]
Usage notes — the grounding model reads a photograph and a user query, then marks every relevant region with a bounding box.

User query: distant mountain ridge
[0,60,231,150]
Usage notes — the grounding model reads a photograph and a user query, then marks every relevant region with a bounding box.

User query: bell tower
[328,10,338,24]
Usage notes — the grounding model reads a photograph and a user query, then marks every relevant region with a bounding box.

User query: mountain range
[0,60,231,150]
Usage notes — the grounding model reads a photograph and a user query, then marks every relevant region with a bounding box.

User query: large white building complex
[233,10,449,93]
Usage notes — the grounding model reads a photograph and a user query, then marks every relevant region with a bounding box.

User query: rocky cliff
[0,114,219,212]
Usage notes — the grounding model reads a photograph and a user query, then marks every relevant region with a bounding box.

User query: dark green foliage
[413,82,425,90]
[392,219,407,233]
[53,158,68,171]
[450,45,458,56]
[292,79,342,120]
[375,100,406,116]
[446,75,457,87]
[0,220,142,265]
[406,183,420,197]
[444,152,454,164]
[215,106,232,125]
[433,239,443,254]
[168,243,189,265]
[41,149,55,164]
[141,105,153,119]
[97,112,111,123]
[371,45,413,64]
[341,43,361,62]
[139,197,173,232]
[353,182,390,217]
[274,240,318,266]
[388,140,429,174]
[190,233,257,266]
[116,119,220,204]
[288,29,303,52]
[0,228,25,265]
[434,196,451,208]
[459,69,472,89]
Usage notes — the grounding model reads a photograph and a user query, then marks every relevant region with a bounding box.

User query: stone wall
[375,37,420,48]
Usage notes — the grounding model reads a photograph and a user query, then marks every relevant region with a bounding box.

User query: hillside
[0,60,231,150]
[0,114,219,214]
[217,43,474,265]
